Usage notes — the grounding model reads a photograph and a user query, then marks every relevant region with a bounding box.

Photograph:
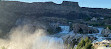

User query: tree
[84,37,91,43]
[76,37,93,49]
[76,38,85,49]
[85,42,92,49]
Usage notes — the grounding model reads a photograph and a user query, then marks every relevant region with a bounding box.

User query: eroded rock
[73,23,99,34]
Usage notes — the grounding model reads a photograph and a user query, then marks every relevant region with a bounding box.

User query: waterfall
[33,36,65,49]
[0,25,65,49]
[60,26,70,33]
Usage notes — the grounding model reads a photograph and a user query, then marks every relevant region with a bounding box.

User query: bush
[76,38,85,49]
[106,25,111,30]
[76,37,93,49]
[104,45,107,47]
[109,44,111,47]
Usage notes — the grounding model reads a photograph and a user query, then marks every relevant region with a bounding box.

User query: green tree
[84,37,91,43]
[76,38,85,49]
[85,42,92,49]
[76,37,93,49]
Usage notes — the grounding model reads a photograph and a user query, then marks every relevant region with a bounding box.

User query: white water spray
[0,25,65,49]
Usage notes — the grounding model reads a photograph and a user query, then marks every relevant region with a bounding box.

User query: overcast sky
[9,0,111,8]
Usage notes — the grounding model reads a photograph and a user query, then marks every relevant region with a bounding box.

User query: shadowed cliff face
[0,1,111,38]
[0,1,111,20]
[0,1,80,36]
[0,1,80,14]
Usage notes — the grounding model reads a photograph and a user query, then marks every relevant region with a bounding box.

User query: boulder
[73,23,99,34]
[62,33,96,48]
[62,33,82,48]
[101,27,111,37]
[102,27,111,34]
[89,27,99,33]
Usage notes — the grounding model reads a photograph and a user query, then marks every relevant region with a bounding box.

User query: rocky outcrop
[101,27,111,37]
[102,27,111,34]
[73,23,99,34]
[0,1,80,35]
[62,33,96,48]
[62,33,83,48]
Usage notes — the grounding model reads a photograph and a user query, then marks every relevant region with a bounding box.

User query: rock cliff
[0,1,111,20]
[0,1,111,37]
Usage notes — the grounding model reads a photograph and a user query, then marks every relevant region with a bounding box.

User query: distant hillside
[0,1,111,19]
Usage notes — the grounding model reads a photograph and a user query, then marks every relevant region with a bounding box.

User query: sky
[9,0,111,8]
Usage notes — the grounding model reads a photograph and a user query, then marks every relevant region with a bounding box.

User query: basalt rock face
[0,1,80,17]
[81,7,111,18]
[0,1,80,36]
[0,1,111,20]
[0,1,111,37]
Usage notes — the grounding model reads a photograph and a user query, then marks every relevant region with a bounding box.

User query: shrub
[76,38,85,49]
[109,44,111,47]
[106,25,111,30]
[104,44,107,47]
[76,37,93,49]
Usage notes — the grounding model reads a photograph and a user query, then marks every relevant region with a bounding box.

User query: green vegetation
[104,44,111,47]
[109,44,111,47]
[76,37,93,49]
[106,25,111,30]
[104,44,107,47]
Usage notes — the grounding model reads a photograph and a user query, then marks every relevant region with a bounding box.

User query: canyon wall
[0,1,111,37]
